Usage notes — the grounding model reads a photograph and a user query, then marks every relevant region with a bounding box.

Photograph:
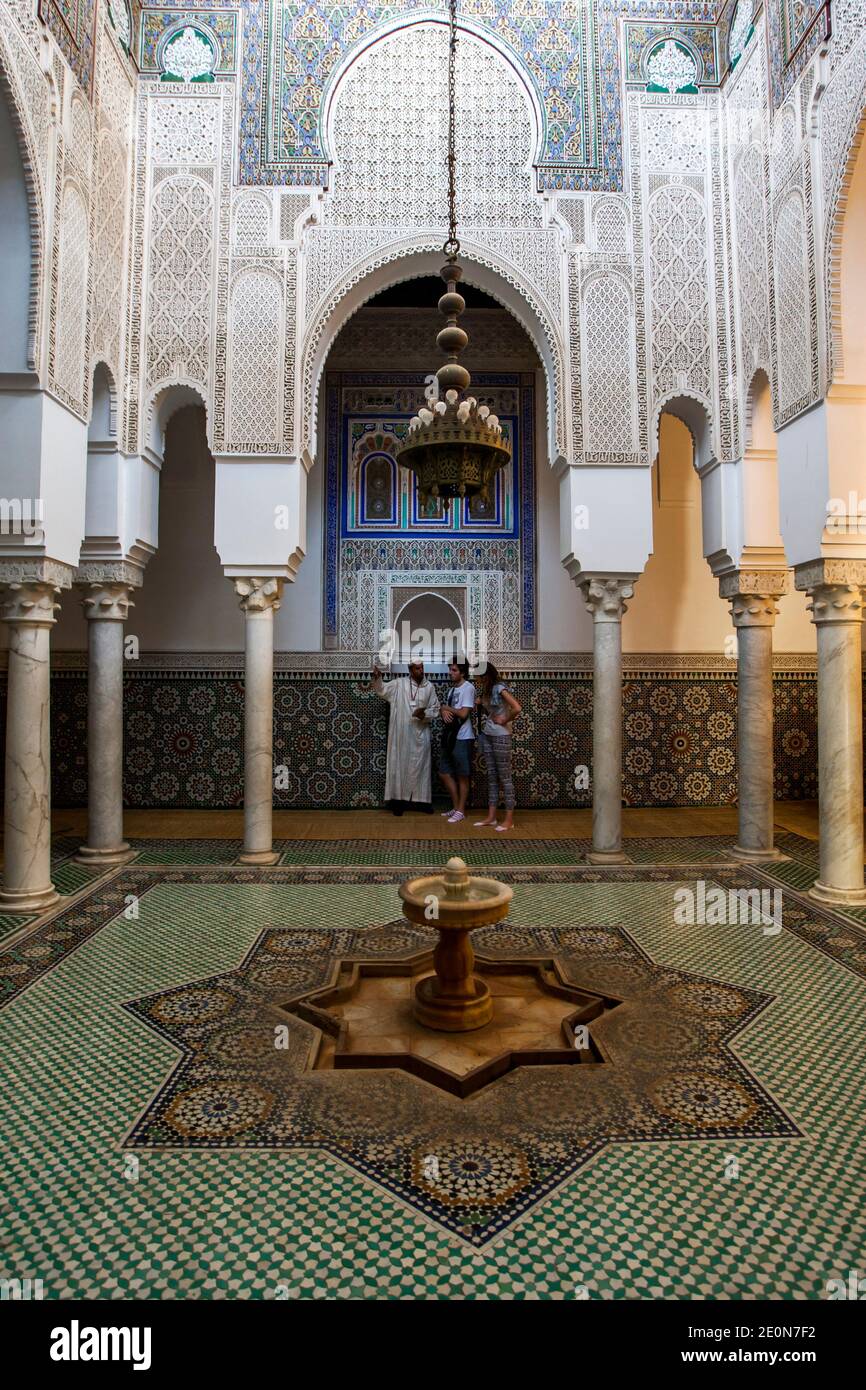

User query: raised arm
[370,670,395,703]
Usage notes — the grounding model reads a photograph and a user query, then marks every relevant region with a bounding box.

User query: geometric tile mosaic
[37,669,829,810]
[123,913,800,1244]
[2,859,865,1296]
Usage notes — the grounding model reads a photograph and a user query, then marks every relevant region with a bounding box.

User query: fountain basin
[398,856,513,1031]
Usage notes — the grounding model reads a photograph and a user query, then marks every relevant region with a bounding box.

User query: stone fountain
[282,854,613,1097]
[398,856,512,1031]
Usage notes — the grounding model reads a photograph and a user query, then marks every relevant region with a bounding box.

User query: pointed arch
[89,361,119,445]
[651,391,715,470]
[145,382,211,463]
[300,240,566,466]
[319,9,545,171]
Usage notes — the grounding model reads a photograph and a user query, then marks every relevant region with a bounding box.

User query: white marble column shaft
[76,583,136,865]
[798,564,866,905]
[721,574,789,863]
[0,582,61,912]
[235,577,283,865]
[581,577,633,864]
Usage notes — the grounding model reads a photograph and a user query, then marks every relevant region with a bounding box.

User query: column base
[585,848,629,865]
[807,879,866,908]
[0,884,60,914]
[74,843,137,867]
[728,843,787,864]
[237,849,280,866]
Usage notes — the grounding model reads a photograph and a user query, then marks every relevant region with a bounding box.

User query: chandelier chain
[445,0,459,258]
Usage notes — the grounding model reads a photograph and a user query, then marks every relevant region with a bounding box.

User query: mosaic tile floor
[114,832,744,869]
[1,834,864,1298]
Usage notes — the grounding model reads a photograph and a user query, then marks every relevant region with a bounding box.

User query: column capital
[806,584,864,626]
[233,575,284,615]
[77,582,136,622]
[579,575,634,623]
[719,571,789,629]
[793,560,865,625]
[0,581,61,627]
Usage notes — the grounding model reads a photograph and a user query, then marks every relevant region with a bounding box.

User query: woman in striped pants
[474,663,522,832]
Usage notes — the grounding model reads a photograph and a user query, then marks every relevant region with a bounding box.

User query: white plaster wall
[51,401,326,652]
[275,437,323,650]
[626,415,814,653]
[50,324,815,657]
[534,371,589,651]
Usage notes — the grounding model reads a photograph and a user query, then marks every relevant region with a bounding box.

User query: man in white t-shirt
[438,659,476,824]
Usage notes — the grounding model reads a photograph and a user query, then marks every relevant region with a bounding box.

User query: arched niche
[132,399,235,654]
[652,392,715,471]
[81,362,121,558]
[145,382,211,464]
[89,362,118,447]
[320,14,544,209]
[744,367,774,452]
[740,368,785,560]
[625,410,730,653]
[392,591,466,666]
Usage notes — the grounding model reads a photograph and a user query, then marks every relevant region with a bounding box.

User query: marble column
[75,575,139,866]
[580,576,634,864]
[720,571,789,863]
[0,581,61,912]
[235,577,283,865]
[796,560,866,906]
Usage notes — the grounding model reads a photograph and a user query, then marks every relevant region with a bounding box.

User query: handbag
[440,714,460,755]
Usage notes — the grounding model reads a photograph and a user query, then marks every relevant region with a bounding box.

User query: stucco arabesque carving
[299,231,569,466]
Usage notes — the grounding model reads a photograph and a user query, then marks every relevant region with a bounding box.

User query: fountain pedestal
[398,856,512,1032]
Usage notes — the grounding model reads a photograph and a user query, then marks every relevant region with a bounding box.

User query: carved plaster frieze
[74,561,145,590]
[0,559,75,591]
[35,651,821,675]
[794,558,866,592]
[718,569,791,598]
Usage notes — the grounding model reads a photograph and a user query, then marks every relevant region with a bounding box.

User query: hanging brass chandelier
[394,0,511,512]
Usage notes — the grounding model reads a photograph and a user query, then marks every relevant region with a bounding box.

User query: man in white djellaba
[371,661,440,815]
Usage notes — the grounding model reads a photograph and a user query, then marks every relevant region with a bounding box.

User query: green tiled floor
[276,835,594,865]
[762,834,866,927]
[1,861,865,1299]
[129,838,245,865]
[0,910,37,941]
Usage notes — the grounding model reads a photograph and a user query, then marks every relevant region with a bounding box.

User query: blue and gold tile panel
[622,18,720,88]
[767,0,831,107]
[38,0,99,97]
[138,6,240,75]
